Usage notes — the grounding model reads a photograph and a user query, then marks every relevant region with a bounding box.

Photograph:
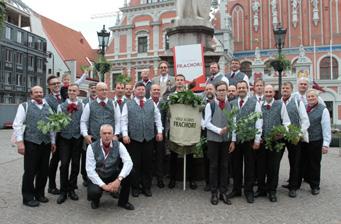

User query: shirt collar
[264,98,274,106]
[96,97,108,103]
[100,140,113,148]
[67,98,78,104]
[31,99,46,105]
[134,97,146,104]
[238,96,248,103]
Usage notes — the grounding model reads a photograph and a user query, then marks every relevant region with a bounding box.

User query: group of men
[12,59,331,210]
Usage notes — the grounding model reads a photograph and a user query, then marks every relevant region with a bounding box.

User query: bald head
[150,84,161,99]
[264,84,275,103]
[30,85,44,101]
[297,78,309,94]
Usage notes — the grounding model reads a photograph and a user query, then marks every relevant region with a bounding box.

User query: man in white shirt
[293,77,325,106]
[280,82,310,198]
[252,78,265,103]
[124,83,134,101]
[206,62,229,87]
[86,124,134,210]
[13,86,56,207]
[299,89,331,195]
[225,59,249,86]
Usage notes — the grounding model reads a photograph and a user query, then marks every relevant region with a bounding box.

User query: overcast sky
[23,0,125,48]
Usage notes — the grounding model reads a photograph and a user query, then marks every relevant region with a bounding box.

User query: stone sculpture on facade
[252,0,260,32]
[271,0,278,26]
[311,0,319,26]
[291,0,300,28]
[176,0,212,27]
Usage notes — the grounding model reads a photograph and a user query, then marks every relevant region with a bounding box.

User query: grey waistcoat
[286,99,300,127]
[24,101,52,144]
[231,97,257,141]
[207,101,231,142]
[262,100,283,137]
[89,100,116,140]
[127,99,155,142]
[307,104,325,142]
[227,72,245,86]
[45,94,60,112]
[207,74,224,86]
[92,140,121,179]
[60,101,83,139]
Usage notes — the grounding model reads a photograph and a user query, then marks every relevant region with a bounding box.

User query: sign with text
[173,44,206,91]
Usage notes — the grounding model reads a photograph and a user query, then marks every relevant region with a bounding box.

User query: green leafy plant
[162,91,203,110]
[116,74,131,85]
[94,55,111,81]
[286,124,302,145]
[235,112,262,143]
[37,112,72,134]
[265,124,302,152]
[269,53,291,72]
[194,137,206,158]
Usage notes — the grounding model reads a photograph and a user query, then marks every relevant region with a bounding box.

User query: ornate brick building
[107,0,341,125]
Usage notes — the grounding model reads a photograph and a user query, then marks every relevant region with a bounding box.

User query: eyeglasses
[49,82,60,86]
[160,66,168,69]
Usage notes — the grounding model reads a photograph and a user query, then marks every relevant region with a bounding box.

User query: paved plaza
[0,129,340,224]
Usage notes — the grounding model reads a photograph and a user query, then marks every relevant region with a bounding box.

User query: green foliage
[94,55,111,81]
[265,124,302,152]
[194,137,206,158]
[162,91,203,110]
[37,112,72,134]
[116,74,131,85]
[235,112,262,143]
[224,106,238,133]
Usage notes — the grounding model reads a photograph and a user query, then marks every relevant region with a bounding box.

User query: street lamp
[273,23,287,98]
[97,25,110,56]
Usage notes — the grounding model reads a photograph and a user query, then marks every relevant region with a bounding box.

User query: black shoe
[311,188,320,195]
[36,196,49,203]
[68,190,79,201]
[219,193,232,205]
[282,184,290,189]
[227,190,242,199]
[245,192,254,203]
[157,179,165,188]
[254,190,267,198]
[48,188,60,195]
[168,179,176,189]
[57,193,67,204]
[210,193,219,205]
[111,191,119,199]
[268,192,277,202]
[132,189,139,197]
[91,200,99,209]
[288,190,297,198]
[23,200,39,207]
[118,202,135,210]
[189,181,197,190]
[204,183,210,192]
[142,188,152,197]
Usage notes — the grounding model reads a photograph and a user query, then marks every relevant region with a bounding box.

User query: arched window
[240,61,252,78]
[291,58,298,75]
[232,5,244,51]
[320,57,339,80]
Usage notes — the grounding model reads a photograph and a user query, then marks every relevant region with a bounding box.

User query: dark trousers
[87,175,131,205]
[232,141,256,193]
[153,139,165,180]
[58,136,83,193]
[48,136,60,189]
[201,129,209,185]
[266,148,284,192]
[80,146,88,181]
[285,141,302,190]
[169,151,194,181]
[127,139,153,190]
[299,140,322,189]
[22,141,51,202]
[207,141,229,194]
[255,144,266,192]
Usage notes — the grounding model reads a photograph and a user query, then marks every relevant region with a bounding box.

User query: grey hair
[306,89,319,97]
[100,124,113,133]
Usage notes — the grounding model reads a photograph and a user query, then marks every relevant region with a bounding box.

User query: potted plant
[94,55,112,82]
[270,53,291,72]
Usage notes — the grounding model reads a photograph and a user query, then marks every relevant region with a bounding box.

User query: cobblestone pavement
[1,130,341,224]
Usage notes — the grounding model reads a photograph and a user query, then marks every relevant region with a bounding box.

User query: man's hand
[322,146,328,154]
[228,142,235,153]
[17,141,25,155]
[112,135,118,141]
[51,144,57,154]
[219,127,227,136]
[101,184,112,192]
[109,179,121,192]
[84,135,93,145]
[252,142,260,150]
[156,133,163,142]
[123,136,130,145]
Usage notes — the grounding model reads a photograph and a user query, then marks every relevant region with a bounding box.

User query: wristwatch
[118,176,124,182]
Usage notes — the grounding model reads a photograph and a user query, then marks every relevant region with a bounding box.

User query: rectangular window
[138,36,148,53]
[37,58,43,72]
[137,71,142,81]
[28,36,33,48]
[28,55,34,71]
[16,53,23,65]
[4,72,12,85]
[5,49,13,62]
[37,39,42,50]
[17,31,22,43]
[16,74,24,86]
[5,27,12,40]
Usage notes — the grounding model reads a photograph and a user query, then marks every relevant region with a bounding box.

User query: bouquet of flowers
[37,112,71,134]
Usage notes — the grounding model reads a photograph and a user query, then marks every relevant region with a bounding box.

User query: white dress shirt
[263,98,291,129]
[282,96,310,143]
[80,98,121,136]
[12,99,56,144]
[292,91,326,106]
[204,98,228,135]
[86,141,133,187]
[121,97,163,137]
[320,108,332,147]
[231,96,263,144]
[74,72,87,85]
[160,74,169,84]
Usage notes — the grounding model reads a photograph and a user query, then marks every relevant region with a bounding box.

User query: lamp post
[273,23,287,98]
[96,25,110,81]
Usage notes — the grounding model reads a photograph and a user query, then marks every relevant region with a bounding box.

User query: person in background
[137,69,153,99]
[227,85,237,102]
[60,71,88,101]
[225,58,249,86]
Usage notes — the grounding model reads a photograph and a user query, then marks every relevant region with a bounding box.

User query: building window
[36,39,43,50]
[0,94,4,103]
[37,58,43,72]
[28,75,37,87]
[16,53,23,66]
[138,36,148,53]
[28,55,34,71]
[5,27,12,40]
[4,72,12,85]
[28,35,34,48]
[165,34,169,50]
[137,71,142,81]
[240,61,252,78]
[320,57,339,80]
[16,74,25,86]
[5,49,13,62]
[17,31,22,43]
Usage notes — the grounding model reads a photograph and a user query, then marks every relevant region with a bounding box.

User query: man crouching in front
[86,124,134,210]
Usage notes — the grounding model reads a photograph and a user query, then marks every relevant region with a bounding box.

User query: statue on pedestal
[176,0,212,27]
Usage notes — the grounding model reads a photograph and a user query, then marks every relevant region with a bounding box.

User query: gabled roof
[39,15,97,76]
